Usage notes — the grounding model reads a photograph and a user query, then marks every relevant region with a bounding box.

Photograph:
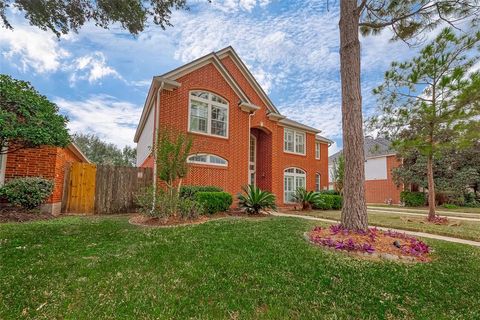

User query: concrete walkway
[271,211,480,247]
[367,206,480,217]
[367,208,480,222]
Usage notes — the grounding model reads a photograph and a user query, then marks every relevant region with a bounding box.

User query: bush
[195,192,232,214]
[400,191,426,207]
[238,185,276,214]
[330,195,343,210]
[442,203,459,209]
[0,177,54,210]
[319,189,340,196]
[180,185,223,199]
[178,198,204,220]
[293,188,320,210]
[135,187,178,218]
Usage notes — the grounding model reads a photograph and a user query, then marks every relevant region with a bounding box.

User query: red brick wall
[365,155,402,204]
[5,145,84,204]
[146,55,330,206]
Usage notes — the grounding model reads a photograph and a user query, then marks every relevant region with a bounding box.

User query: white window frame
[284,167,306,203]
[315,173,321,192]
[187,153,228,167]
[315,142,321,159]
[188,91,229,139]
[283,128,306,155]
[0,151,6,186]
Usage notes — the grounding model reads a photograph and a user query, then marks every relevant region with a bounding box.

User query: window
[284,167,306,203]
[315,173,321,192]
[284,128,305,155]
[189,91,228,137]
[0,152,5,186]
[187,154,228,167]
[315,142,321,159]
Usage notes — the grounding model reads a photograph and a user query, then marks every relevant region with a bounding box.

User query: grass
[298,210,480,241]
[1,216,480,319]
[369,204,480,215]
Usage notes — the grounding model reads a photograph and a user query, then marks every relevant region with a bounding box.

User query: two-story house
[134,46,332,206]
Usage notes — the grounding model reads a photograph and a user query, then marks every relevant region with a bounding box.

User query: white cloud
[68,51,122,85]
[210,0,271,12]
[55,95,140,147]
[0,25,70,73]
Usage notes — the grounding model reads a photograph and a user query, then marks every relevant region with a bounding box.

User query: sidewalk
[271,211,480,247]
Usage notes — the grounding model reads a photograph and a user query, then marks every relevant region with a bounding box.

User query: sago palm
[293,188,320,210]
[238,185,276,214]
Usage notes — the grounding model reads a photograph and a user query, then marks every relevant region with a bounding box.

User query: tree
[0,0,187,37]
[331,153,345,195]
[338,0,480,230]
[370,28,480,219]
[0,74,70,154]
[72,133,136,166]
[155,129,193,195]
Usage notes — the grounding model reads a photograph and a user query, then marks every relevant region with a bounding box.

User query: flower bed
[427,215,449,224]
[307,224,431,262]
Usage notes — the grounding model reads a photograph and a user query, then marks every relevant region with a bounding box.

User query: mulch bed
[307,224,432,263]
[129,211,271,227]
[0,206,55,223]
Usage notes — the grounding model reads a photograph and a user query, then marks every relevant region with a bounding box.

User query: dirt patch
[129,211,271,227]
[307,224,432,263]
[0,206,55,223]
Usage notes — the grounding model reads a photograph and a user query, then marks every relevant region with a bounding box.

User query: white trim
[284,167,306,204]
[249,134,257,185]
[278,118,321,134]
[67,143,90,163]
[187,154,228,167]
[0,148,7,187]
[188,90,229,139]
[315,142,321,160]
[283,128,306,156]
[315,173,321,192]
[216,46,280,114]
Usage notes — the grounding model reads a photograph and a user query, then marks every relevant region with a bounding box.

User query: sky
[0,0,422,155]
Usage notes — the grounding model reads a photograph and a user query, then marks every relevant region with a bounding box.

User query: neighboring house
[134,46,333,206]
[0,143,90,214]
[329,137,403,204]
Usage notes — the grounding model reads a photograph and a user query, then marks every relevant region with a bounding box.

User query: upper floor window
[187,153,228,167]
[315,142,321,159]
[284,128,305,155]
[189,91,228,138]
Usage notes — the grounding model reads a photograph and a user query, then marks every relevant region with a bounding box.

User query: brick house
[328,137,403,204]
[0,143,90,214]
[134,46,333,206]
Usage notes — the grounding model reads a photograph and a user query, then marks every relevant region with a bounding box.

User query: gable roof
[328,136,395,163]
[216,46,280,114]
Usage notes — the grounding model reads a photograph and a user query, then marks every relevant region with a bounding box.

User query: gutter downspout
[248,109,256,185]
[151,81,164,214]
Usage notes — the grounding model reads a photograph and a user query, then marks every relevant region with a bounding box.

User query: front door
[249,134,256,185]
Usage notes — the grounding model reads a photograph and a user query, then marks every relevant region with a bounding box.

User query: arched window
[284,167,306,203]
[315,173,321,192]
[189,91,229,138]
[187,154,228,167]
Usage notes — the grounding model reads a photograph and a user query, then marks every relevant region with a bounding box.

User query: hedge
[195,192,233,214]
[313,194,343,210]
[0,177,54,210]
[400,191,426,207]
[180,185,223,200]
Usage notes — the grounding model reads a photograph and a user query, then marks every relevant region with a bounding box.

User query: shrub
[238,185,276,214]
[178,198,204,220]
[313,194,334,210]
[180,185,223,199]
[135,187,178,218]
[442,203,459,209]
[400,191,426,207]
[293,188,320,210]
[319,189,340,195]
[195,192,232,214]
[330,195,343,210]
[0,177,54,210]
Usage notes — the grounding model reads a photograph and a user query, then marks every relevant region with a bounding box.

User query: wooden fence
[62,163,153,214]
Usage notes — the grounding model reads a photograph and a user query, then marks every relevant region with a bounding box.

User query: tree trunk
[427,153,436,219]
[339,0,368,230]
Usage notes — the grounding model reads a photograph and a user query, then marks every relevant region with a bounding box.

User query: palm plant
[293,188,320,210]
[238,185,276,214]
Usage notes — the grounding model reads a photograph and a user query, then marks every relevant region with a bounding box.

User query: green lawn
[369,204,480,215]
[1,216,480,319]
[295,210,480,241]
